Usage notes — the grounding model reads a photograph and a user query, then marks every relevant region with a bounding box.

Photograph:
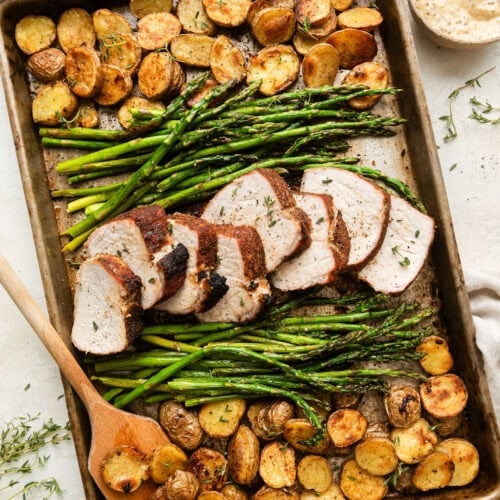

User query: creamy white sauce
[414,0,500,43]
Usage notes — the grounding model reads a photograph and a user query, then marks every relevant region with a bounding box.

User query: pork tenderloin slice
[357,196,434,294]
[71,254,143,355]
[202,169,311,272]
[196,225,271,323]
[272,193,348,290]
[154,213,222,315]
[301,167,390,268]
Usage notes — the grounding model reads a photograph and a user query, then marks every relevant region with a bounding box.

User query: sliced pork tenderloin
[271,193,350,290]
[301,167,390,268]
[196,225,271,323]
[86,205,188,309]
[202,169,311,272]
[154,213,227,315]
[357,195,435,294]
[71,254,143,355]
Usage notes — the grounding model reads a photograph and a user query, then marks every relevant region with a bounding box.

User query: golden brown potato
[221,484,249,499]
[416,335,454,375]
[176,0,217,35]
[247,400,273,439]
[339,459,388,500]
[100,445,150,494]
[210,35,246,84]
[296,0,330,27]
[330,0,353,11]
[259,441,296,489]
[363,422,390,440]
[292,31,324,55]
[327,409,367,448]
[260,399,295,438]
[199,399,246,438]
[435,438,480,487]
[337,7,383,31]
[158,401,204,451]
[228,425,260,486]
[32,81,78,126]
[100,33,142,75]
[326,28,377,68]
[186,447,228,491]
[27,48,65,83]
[65,45,102,98]
[15,15,56,55]
[383,384,421,428]
[420,374,468,419]
[300,483,346,499]
[302,43,339,88]
[137,12,181,51]
[283,418,330,455]
[412,451,454,491]
[138,52,175,99]
[184,79,219,107]
[428,413,462,437]
[94,64,133,106]
[164,469,200,500]
[118,96,165,132]
[251,7,296,46]
[198,492,225,500]
[247,0,294,24]
[73,101,99,128]
[304,7,337,39]
[254,486,300,499]
[342,62,388,109]
[391,418,438,464]
[57,8,95,53]
[202,0,252,28]
[150,443,188,483]
[247,44,300,96]
[170,34,215,67]
[131,0,174,18]
[93,9,133,42]
[354,437,398,476]
[297,455,332,493]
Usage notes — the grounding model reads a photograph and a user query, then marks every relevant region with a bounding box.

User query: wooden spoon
[0,255,169,499]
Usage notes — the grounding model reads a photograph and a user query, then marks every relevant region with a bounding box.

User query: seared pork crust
[257,168,296,207]
[97,253,143,298]
[157,243,189,298]
[203,271,229,311]
[287,206,313,259]
[333,210,350,269]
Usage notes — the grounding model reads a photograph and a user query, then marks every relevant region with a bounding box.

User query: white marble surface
[0,20,498,500]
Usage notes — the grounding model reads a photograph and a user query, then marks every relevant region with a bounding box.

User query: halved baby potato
[170,34,215,67]
[73,101,99,128]
[186,447,228,492]
[302,43,339,88]
[420,374,468,419]
[210,35,246,84]
[65,45,102,98]
[297,455,332,493]
[251,7,296,46]
[94,64,133,106]
[331,0,353,11]
[202,0,252,27]
[416,335,454,375]
[340,458,388,500]
[130,0,174,18]
[337,7,383,31]
[342,62,388,109]
[326,28,377,68]
[57,8,95,53]
[221,484,249,500]
[118,96,166,131]
[283,418,330,455]
[138,51,175,99]
[435,438,480,487]
[383,384,421,428]
[259,441,296,489]
[100,33,142,75]
[150,443,188,484]
[15,15,56,55]
[93,9,133,42]
[354,437,399,476]
[199,398,246,438]
[137,12,182,51]
[304,7,337,40]
[247,0,295,25]
[227,425,260,486]
[247,44,300,96]
[296,0,330,27]
[412,451,454,491]
[27,48,65,83]
[176,0,217,35]
[292,31,324,55]
[391,418,438,464]
[327,409,367,448]
[32,81,78,126]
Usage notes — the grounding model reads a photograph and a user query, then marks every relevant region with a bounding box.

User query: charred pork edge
[156,243,189,300]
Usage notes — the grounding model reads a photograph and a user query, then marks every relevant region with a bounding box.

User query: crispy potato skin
[326,28,377,68]
[304,7,337,39]
[327,409,367,447]
[186,447,228,491]
[163,469,200,500]
[259,441,296,489]
[65,45,102,98]
[436,438,480,487]
[57,8,95,53]
[251,8,296,46]
[343,62,388,109]
[296,0,330,26]
[302,43,339,88]
[384,384,421,428]
[32,81,78,126]
[15,15,56,55]
[412,451,454,491]
[210,35,246,84]
[221,484,249,499]
[416,335,454,375]
[94,64,133,106]
[340,458,388,500]
[159,401,204,451]
[228,425,260,486]
[27,48,65,83]
[420,374,468,419]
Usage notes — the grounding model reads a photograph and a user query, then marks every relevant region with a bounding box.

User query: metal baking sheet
[0,0,498,497]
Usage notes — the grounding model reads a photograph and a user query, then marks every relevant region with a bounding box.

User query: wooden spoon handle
[0,254,99,407]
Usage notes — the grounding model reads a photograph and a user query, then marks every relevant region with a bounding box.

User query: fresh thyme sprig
[440,66,495,141]
[383,462,410,488]
[469,97,500,125]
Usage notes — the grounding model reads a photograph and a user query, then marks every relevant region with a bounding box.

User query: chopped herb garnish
[92,321,98,331]
[415,229,420,238]
[148,278,156,284]
[24,383,31,391]
[219,416,229,423]
[220,206,225,217]
[399,256,411,268]
[449,163,458,172]
[322,178,332,184]
[316,217,324,224]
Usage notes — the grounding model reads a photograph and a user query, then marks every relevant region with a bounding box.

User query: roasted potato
[259,441,296,489]
[131,0,174,18]
[32,81,78,126]
[296,0,330,27]
[93,9,133,42]
[247,44,300,96]
[251,7,296,46]
[100,445,150,493]
[247,0,295,24]
[326,28,377,68]
[57,8,95,53]
[435,438,480,487]
[354,437,398,476]
[300,483,346,499]
[94,64,133,106]
[384,384,421,428]
[137,13,182,51]
[339,459,388,500]
[150,443,188,483]
[416,335,454,375]
[330,0,353,12]
[170,34,215,67]
[297,455,332,493]
[186,447,228,491]
[283,418,330,455]
[15,15,56,55]
[176,0,217,35]
[221,484,249,499]
[254,486,300,499]
[198,492,226,500]
[158,401,204,451]
[184,79,218,107]
[428,413,462,437]
[332,392,362,410]
[412,451,454,491]
[420,374,468,419]
[337,7,383,31]
[342,62,388,109]
[163,469,200,500]
[364,421,390,440]
[292,31,324,55]
[259,399,295,438]
[304,7,337,39]
[73,101,99,128]
[247,399,273,439]
[65,45,102,98]
[210,35,246,84]
[100,33,142,75]
[327,409,367,448]
[228,425,260,486]
[302,43,339,88]
[392,466,419,495]
[118,96,165,132]
[391,418,438,464]
[138,52,176,100]
[27,48,65,83]
[199,398,246,438]
[202,0,252,28]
